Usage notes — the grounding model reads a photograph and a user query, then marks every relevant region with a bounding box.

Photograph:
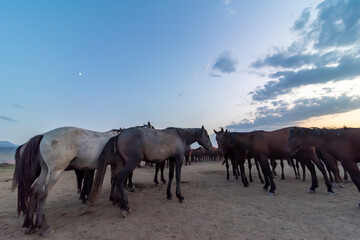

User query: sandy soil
[1,161,360,240]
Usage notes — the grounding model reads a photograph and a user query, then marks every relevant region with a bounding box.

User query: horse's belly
[70,156,98,170]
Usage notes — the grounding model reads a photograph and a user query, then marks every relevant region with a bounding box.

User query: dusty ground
[1,161,360,240]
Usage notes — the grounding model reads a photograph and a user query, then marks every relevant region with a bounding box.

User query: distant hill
[0,141,17,164]
[0,141,18,148]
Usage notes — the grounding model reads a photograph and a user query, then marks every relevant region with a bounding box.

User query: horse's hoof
[268,192,275,196]
[120,208,131,218]
[327,191,335,195]
[358,203,360,210]
[25,225,37,235]
[40,227,54,237]
[167,196,172,200]
[337,184,344,188]
[155,183,160,186]
[307,189,316,194]
[130,187,137,192]
[180,199,187,203]
[262,188,268,192]
[225,179,229,183]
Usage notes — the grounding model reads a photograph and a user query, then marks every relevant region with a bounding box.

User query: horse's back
[40,127,115,169]
[117,128,183,162]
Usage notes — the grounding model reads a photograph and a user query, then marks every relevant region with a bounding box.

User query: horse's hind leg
[23,164,48,234]
[35,168,64,237]
[160,161,166,184]
[115,161,139,217]
[154,163,160,185]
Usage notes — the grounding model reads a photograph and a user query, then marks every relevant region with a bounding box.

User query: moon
[78,72,82,76]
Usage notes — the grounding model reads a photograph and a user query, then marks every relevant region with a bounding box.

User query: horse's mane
[167,127,203,145]
[112,121,155,133]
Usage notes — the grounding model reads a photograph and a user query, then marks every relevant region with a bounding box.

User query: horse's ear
[214,129,218,134]
[201,125,205,130]
[221,127,224,132]
[225,129,229,134]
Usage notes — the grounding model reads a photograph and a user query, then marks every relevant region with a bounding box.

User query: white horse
[12,126,122,236]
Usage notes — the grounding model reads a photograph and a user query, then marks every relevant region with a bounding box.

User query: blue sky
[1,0,360,145]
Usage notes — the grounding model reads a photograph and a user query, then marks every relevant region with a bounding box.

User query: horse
[286,127,360,207]
[214,127,336,194]
[90,126,213,217]
[154,145,190,186]
[11,127,122,236]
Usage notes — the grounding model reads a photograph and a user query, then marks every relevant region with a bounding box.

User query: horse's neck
[177,128,201,145]
[231,133,252,149]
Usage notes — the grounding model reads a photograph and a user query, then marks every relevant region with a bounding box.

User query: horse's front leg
[224,156,230,181]
[248,158,253,182]
[175,156,185,203]
[167,159,175,200]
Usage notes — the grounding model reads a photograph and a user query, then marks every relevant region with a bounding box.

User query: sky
[1,0,360,145]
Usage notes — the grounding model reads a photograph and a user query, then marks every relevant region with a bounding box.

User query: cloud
[250,0,360,101]
[227,94,360,131]
[252,55,360,101]
[0,116,17,122]
[209,73,221,78]
[178,92,185,98]
[292,8,311,31]
[11,103,24,109]
[213,51,238,74]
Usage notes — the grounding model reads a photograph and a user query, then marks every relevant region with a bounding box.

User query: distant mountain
[0,141,18,148]
[0,142,17,164]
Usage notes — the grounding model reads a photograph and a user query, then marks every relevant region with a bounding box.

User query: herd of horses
[10,123,360,236]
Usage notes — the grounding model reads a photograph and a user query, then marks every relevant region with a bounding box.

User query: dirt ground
[1,161,360,240]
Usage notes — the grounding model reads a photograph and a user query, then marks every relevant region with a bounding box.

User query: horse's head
[286,127,303,155]
[197,126,213,153]
[213,127,229,154]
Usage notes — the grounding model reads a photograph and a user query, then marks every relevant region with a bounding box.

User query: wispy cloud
[227,94,360,131]
[213,51,238,74]
[250,0,360,101]
[0,116,17,123]
[11,103,24,109]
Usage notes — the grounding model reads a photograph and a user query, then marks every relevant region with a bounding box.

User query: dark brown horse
[214,127,335,194]
[287,127,360,207]
[90,126,213,217]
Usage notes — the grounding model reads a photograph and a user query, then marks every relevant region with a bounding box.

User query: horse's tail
[13,135,43,216]
[89,135,119,204]
[11,144,24,191]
